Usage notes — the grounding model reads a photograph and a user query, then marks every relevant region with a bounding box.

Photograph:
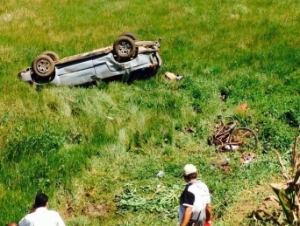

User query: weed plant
[0,0,300,225]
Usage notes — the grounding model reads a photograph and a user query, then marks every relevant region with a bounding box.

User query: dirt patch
[64,200,114,218]
[83,202,111,217]
[219,183,277,225]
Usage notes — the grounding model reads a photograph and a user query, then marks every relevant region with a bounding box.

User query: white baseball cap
[183,164,198,176]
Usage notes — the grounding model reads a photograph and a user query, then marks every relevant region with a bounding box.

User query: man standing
[179,164,212,226]
[19,193,65,226]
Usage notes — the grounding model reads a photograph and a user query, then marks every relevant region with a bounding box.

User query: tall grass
[1,0,300,225]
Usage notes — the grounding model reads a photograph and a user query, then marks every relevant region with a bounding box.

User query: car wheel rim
[118,41,132,55]
[36,59,50,74]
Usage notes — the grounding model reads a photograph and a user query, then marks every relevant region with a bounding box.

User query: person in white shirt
[179,164,212,226]
[19,193,65,226]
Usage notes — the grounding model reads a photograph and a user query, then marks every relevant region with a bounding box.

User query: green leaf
[278,189,293,223]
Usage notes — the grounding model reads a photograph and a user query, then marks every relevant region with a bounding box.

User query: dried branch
[292,126,300,174]
[275,151,292,181]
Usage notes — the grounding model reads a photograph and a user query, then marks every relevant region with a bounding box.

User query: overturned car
[18,33,162,86]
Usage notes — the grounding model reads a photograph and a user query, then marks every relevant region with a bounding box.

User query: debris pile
[164,72,183,81]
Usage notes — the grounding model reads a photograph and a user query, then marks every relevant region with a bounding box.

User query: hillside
[1,0,300,225]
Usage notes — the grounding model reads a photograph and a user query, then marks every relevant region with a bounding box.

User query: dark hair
[34,193,48,208]
[183,172,198,180]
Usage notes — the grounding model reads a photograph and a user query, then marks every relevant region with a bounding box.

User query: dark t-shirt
[180,183,195,206]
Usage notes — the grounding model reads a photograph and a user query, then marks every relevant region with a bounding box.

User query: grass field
[1,0,300,225]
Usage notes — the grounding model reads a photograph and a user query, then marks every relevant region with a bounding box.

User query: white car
[18,33,162,86]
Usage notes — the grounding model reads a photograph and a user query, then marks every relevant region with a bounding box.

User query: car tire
[41,51,59,61]
[113,36,136,59]
[119,32,139,59]
[32,54,55,77]
[119,32,138,40]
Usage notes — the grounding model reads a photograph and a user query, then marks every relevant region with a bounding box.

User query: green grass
[1,0,300,225]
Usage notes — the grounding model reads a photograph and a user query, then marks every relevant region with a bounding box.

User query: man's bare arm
[205,203,212,221]
[180,206,193,226]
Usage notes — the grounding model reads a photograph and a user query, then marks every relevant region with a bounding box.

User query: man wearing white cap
[179,164,212,226]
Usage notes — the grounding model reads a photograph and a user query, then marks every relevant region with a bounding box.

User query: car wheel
[41,51,59,61]
[119,32,138,40]
[32,54,55,77]
[113,36,136,59]
[119,33,139,59]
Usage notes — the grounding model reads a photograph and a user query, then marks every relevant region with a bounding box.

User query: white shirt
[19,207,66,226]
[179,180,211,224]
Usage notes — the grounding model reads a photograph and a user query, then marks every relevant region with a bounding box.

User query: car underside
[18,33,162,86]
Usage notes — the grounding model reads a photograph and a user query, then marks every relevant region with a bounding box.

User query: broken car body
[18,33,162,86]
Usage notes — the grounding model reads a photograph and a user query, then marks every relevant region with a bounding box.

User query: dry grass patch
[219,183,275,225]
